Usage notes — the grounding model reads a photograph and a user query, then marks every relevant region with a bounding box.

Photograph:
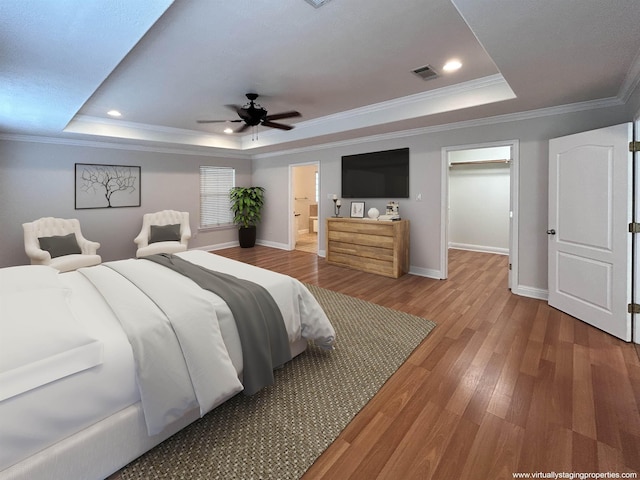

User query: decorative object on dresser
[134,210,191,258]
[350,201,365,218]
[326,217,409,278]
[229,186,265,248]
[331,194,342,217]
[367,207,380,219]
[22,217,101,272]
[378,201,401,221]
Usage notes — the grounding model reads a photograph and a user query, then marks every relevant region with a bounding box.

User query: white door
[548,123,632,341]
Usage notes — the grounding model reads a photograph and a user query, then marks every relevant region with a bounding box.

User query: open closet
[448,146,511,254]
[442,142,517,289]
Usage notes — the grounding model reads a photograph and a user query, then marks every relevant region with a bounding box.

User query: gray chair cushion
[38,233,81,258]
[149,224,181,244]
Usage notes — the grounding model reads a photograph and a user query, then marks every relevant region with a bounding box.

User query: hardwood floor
[215,246,640,479]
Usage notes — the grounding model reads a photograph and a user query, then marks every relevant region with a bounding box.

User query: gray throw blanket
[144,253,292,395]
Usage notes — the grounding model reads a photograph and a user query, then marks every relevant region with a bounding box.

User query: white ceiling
[2,0,640,156]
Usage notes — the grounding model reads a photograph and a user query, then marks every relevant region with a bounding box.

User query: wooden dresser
[325,217,409,278]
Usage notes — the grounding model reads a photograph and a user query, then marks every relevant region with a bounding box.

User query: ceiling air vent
[412,65,438,81]
[304,0,332,7]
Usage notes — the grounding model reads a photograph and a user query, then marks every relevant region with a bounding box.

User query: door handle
[546,229,556,235]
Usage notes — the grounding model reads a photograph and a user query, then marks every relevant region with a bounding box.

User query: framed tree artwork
[75,163,141,209]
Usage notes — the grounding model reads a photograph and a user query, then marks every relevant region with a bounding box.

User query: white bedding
[80,259,244,435]
[0,250,335,476]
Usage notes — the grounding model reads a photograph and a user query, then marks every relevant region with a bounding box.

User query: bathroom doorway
[291,163,319,254]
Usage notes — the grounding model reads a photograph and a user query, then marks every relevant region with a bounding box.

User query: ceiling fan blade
[264,111,301,121]
[196,119,242,123]
[225,104,246,116]
[235,123,251,133]
[262,120,294,131]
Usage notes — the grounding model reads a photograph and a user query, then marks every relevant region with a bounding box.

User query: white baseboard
[194,240,292,251]
[256,239,290,251]
[191,241,238,251]
[511,284,548,300]
[449,243,509,255]
[409,266,443,279]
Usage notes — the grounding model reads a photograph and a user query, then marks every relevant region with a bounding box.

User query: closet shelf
[449,159,510,166]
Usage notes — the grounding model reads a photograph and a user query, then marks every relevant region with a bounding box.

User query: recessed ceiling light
[224,127,233,134]
[443,60,462,72]
[107,110,122,117]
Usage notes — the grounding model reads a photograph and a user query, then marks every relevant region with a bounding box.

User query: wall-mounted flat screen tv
[341,147,409,198]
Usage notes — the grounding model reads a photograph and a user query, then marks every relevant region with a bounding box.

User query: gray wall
[252,102,635,294]
[0,139,251,267]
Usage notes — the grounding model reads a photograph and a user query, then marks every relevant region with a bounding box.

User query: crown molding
[286,74,508,128]
[65,115,243,151]
[0,132,251,159]
[253,96,623,159]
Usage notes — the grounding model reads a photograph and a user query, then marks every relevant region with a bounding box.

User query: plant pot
[238,225,257,248]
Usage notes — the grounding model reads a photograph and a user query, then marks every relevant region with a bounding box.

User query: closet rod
[449,159,511,166]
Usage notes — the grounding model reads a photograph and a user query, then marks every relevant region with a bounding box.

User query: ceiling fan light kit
[197,93,301,138]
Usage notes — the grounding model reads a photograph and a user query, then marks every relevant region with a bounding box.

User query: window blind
[200,166,235,228]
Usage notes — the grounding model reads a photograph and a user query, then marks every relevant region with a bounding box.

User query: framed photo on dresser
[350,201,365,218]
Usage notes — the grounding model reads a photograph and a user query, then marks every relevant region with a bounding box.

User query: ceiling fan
[197,93,301,133]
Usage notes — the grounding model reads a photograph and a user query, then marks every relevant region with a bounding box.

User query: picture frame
[350,201,365,218]
[75,163,141,209]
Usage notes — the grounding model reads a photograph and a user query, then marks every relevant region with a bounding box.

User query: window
[199,166,235,228]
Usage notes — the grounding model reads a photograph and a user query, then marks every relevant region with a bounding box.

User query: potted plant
[229,186,265,248]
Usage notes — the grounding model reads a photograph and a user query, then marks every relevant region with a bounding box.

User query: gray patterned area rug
[118,285,436,480]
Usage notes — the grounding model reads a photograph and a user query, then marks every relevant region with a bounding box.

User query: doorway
[290,163,319,254]
[441,140,519,290]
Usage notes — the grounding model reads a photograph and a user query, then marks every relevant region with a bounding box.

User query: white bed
[0,250,335,480]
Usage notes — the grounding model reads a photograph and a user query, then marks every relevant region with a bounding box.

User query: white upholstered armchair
[134,210,191,258]
[23,217,102,272]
